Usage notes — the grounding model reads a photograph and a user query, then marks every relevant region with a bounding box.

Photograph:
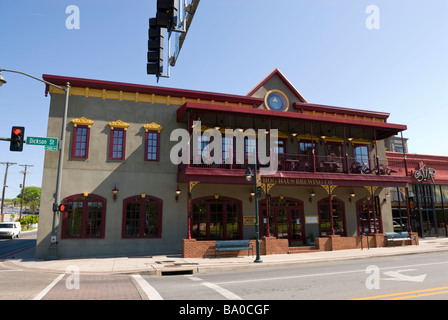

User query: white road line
[33,274,65,300]
[186,275,242,300]
[213,260,448,285]
[131,275,164,300]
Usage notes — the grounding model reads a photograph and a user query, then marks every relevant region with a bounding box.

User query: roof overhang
[177,102,407,140]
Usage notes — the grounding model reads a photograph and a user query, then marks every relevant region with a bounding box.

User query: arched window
[61,194,106,239]
[191,196,242,240]
[122,195,162,238]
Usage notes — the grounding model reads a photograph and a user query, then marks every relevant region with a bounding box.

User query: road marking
[33,274,64,300]
[131,275,163,300]
[185,275,242,300]
[201,282,243,300]
[382,269,426,282]
[214,260,448,285]
[353,286,448,300]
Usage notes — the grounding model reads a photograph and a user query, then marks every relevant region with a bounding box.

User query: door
[414,184,437,238]
[260,197,305,246]
[289,207,304,246]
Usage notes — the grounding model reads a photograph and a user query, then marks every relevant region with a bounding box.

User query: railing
[187,152,403,176]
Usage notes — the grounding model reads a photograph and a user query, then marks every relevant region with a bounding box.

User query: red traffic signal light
[10,126,25,152]
[58,203,72,212]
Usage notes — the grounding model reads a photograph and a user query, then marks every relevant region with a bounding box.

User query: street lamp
[0,68,70,259]
[245,164,263,263]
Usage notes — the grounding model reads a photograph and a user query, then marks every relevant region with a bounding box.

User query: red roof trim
[42,74,264,105]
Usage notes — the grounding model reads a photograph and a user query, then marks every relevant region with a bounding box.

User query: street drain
[160,269,194,276]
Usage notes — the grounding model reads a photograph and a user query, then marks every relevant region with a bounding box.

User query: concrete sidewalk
[3,238,448,275]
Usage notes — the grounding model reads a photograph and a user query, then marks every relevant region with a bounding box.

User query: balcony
[185,153,402,176]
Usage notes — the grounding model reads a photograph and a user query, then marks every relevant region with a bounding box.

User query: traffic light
[9,126,25,152]
[147,17,165,75]
[58,203,73,212]
[156,0,178,31]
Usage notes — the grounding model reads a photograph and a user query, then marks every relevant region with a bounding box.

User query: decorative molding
[143,122,163,133]
[108,120,130,130]
[71,117,94,128]
[364,186,379,195]
[189,181,200,191]
[321,184,338,195]
[351,138,371,145]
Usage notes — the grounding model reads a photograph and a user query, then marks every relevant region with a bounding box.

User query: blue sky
[1,0,447,199]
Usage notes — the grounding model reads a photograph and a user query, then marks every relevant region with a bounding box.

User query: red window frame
[109,128,126,160]
[71,125,90,159]
[61,194,107,239]
[145,130,160,161]
[122,195,163,238]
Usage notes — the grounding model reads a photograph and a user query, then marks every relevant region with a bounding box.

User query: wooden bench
[385,232,417,246]
[215,240,253,258]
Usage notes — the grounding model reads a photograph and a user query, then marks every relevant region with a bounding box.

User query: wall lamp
[249,190,255,202]
[112,184,119,202]
[349,191,356,202]
[175,185,181,202]
[309,190,315,202]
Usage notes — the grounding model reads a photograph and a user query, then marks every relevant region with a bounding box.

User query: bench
[215,240,253,258]
[385,232,417,246]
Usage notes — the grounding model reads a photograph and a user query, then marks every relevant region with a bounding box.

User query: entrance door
[414,184,437,238]
[260,198,305,246]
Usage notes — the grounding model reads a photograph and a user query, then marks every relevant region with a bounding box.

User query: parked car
[0,222,21,239]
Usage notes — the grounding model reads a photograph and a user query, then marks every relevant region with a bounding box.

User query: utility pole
[0,162,17,222]
[19,164,33,222]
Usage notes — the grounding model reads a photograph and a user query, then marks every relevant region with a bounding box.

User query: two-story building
[36,69,412,259]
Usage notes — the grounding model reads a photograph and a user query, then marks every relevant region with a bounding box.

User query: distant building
[385,136,408,153]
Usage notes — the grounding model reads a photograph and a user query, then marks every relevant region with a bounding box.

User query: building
[387,151,448,239]
[36,69,414,259]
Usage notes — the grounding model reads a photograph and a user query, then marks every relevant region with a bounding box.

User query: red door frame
[259,197,305,245]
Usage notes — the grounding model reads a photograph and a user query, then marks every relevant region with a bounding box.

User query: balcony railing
[186,152,402,176]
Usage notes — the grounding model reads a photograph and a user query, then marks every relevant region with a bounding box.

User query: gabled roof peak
[247,68,308,103]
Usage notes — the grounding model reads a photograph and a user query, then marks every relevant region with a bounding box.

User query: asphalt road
[1,241,448,304]
[0,229,37,259]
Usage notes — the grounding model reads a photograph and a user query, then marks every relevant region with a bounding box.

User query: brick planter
[182,237,289,258]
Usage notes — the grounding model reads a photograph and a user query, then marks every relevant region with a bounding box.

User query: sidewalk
[3,237,448,275]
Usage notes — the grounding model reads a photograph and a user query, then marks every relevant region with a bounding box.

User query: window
[299,141,315,155]
[61,194,106,239]
[274,138,287,155]
[353,145,370,168]
[318,198,346,237]
[357,197,382,234]
[191,197,242,240]
[145,130,160,161]
[71,125,90,158]
[109,128,126,160]
[123,195,162,238]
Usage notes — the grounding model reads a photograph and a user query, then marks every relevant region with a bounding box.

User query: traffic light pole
[0,68,70,259]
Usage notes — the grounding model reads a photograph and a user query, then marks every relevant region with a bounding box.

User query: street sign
[44,145,58,151]
[26,136,58,150]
